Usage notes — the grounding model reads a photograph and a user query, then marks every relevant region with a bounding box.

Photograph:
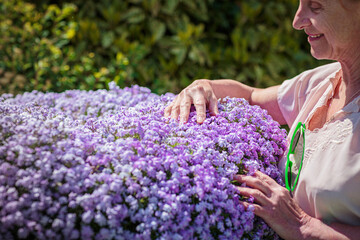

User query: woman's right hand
[164,79,219,124]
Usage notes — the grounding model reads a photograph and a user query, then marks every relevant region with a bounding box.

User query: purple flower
[0,83,287,239]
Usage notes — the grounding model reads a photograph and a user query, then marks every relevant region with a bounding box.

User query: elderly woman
[164,0,360,239]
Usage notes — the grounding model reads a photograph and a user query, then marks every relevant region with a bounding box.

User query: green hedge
[0,0,328,95]
[0,0,129,93]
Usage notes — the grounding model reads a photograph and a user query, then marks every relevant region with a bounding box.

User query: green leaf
[171,46,187,65]
[102,31,115,48]
[162,0,179,15]
[149,19,166,44]
[122,7,145,24]
[100,7,122,25]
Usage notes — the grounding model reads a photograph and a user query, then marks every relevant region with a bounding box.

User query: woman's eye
[309,1,322,12]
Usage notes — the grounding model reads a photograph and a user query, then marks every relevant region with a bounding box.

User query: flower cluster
[0,83,287,240]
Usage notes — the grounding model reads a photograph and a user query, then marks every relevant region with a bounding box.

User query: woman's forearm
[302,217,360,240]
[164,79,286,124]
[209,79,286,124]
[208,79,255,102]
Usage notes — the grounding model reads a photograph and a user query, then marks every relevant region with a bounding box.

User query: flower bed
[0,83,287,239]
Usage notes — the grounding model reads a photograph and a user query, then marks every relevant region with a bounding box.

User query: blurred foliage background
[0,0,329,95]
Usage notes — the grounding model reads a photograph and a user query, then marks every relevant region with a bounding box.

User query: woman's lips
[308,34,324,42]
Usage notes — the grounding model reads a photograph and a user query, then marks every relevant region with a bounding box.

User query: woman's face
[292,0,360,61]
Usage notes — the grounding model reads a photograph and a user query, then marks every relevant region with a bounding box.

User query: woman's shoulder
[277,62,342,127]
[285,62,341,96]
[304,61,341,73]
[294,62,341,84]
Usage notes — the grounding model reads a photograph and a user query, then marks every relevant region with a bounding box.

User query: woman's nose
[292,3,311,30]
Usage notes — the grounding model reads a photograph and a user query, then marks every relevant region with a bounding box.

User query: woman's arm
[302,217,360,240]
[164,79,286,125]
[234,171,360,240]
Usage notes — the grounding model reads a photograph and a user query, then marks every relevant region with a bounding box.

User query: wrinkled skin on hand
[164,79,219,124]
[234,171,312,240]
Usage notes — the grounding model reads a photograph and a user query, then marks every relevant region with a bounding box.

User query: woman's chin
[310,50,330,60]
[310,47,336,61]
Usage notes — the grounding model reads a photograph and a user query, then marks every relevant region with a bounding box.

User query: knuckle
[264,178,273,186]
[254,205,262,214]
[193,100,206,106]
[193,79,201,85]
[193,84,205,92]
[194,79,208,84]
[253,179,262,186]
[253,191,263,199]
[183,88,191,95]
[178,90,185,98]
[171,113,179,119]
[164,106,171,114]
[279,189,290,198]
[180,101,191,108]
[172,105,180,111]
[188,84,205,95]
[183,88,196,98]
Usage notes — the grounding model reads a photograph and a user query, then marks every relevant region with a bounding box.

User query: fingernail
[197,117,204,123]
[234,175,241,181]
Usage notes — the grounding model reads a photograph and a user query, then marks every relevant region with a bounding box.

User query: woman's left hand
[234,171,312,240]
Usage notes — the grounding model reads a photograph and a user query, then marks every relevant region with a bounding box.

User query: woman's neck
[338,59,360,105]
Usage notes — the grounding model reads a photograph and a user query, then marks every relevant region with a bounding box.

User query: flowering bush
[0,83,287,240]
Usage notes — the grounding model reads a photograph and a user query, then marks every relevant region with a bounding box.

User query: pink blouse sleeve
[277,72,310,128]
[277,62,341,128]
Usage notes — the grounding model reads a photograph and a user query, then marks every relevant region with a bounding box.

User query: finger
[242,202,266,218]
[179,95,192,123]
[234,175,272,197]
[237,186,270,206]
[208,95,219,116]
[242,201,251,209]
[253,171,278,188]
[170,99,181,120]
[192,95,206,124]
[164,96,178,118]
[164,104,172,118]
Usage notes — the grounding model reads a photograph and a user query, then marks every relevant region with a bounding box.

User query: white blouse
[277,62,360,225]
